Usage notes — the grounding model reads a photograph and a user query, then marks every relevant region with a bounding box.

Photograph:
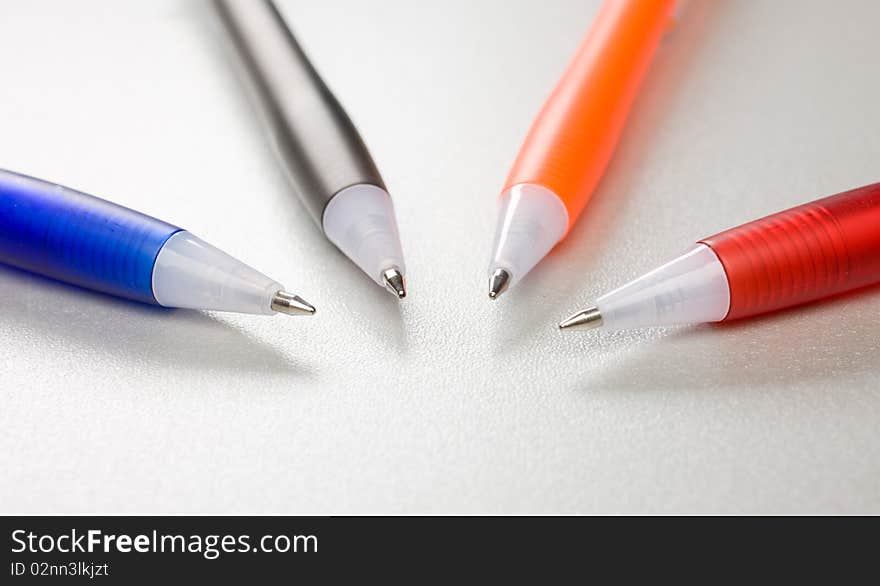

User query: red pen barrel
[699,183,880,321]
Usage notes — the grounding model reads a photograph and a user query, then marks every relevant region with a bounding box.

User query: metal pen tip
[382,267,406,299]
[558,306,603,330]
[271,290,316,316]
[488,268,510,300]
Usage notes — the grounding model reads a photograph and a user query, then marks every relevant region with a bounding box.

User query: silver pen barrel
[214,0,384,222]
[214,0,407,297]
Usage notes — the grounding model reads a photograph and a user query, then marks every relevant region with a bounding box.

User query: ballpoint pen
[487,0,678,299]
[559,182,880,331]
[0,169,315,316]
[214,0,408,299]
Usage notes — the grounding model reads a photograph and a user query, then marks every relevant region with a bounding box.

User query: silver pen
[214,0,407,298]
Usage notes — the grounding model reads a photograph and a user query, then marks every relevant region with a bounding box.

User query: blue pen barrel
[0,169,180,304]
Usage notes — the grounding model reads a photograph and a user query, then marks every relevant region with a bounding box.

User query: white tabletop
[2,0,878,514]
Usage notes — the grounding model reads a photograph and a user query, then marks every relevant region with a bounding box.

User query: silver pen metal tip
[488,268,510,300]
[271,290,316,316]
[382,267,406,299]
[558,306,603,330]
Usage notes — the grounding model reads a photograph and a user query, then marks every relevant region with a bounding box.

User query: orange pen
[487,0,679,298]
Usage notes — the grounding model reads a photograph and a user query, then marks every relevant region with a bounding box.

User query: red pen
[559,182,880,331]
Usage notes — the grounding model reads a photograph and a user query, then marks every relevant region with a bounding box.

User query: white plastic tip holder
[487,184,568,299]
[559,244,731,331]
[322,184,407,298]
[152,231,314,316]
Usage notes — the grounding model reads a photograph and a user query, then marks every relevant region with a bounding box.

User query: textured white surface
[1,0,879,514]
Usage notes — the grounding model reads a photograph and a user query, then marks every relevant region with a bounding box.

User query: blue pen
[0,169,315,316]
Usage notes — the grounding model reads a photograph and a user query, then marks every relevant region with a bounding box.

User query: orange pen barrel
[504,0,677,230]
[488,0,678,297]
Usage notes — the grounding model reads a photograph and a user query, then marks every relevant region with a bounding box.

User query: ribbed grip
[700,183,880,321]
[0,169,180,304]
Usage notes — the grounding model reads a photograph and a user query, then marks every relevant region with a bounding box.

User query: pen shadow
[571,286,880,392]
[0,265,315,376]
[492,0,725,354]
[317,259,408,354]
